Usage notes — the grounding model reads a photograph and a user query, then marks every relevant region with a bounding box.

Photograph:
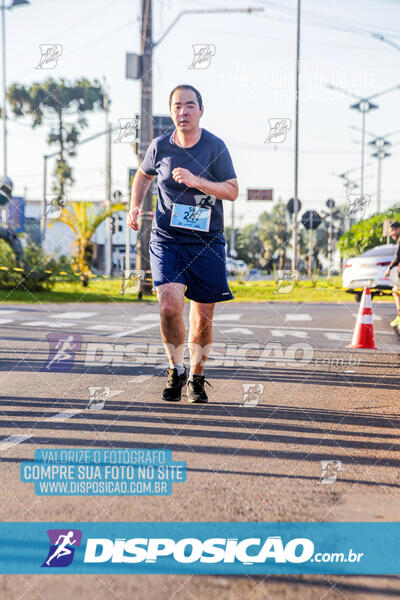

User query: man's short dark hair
[390,221,400,229]
[169,85,203,109]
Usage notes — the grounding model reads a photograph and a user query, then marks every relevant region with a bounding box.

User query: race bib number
[170,203,211,232]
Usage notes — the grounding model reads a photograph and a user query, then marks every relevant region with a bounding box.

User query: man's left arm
[172,168,238,201]
[172,141,238,201]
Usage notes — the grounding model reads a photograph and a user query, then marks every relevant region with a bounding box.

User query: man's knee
[160,302,181,322]
[191,311,214,332]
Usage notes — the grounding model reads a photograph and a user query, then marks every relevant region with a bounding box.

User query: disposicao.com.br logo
[82,536,362,565]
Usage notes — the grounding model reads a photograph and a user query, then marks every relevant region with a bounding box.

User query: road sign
[247,189,273,201]
[302,210,322,230]
[326,198,335,209]
[126,53,142,79]
[287,198,302,214]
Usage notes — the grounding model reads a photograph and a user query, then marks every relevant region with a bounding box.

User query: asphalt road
[0,301,399,599]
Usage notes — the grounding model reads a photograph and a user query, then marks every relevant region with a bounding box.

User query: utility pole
[135,0,154,297]
[370,139,391,214]
[104,86,113,277]
[326,198,335,278]
[326,83,400,197]
[350,125,399,213]
[292,0,301,271]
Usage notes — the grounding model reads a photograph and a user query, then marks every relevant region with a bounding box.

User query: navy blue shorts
[150,240,234,303]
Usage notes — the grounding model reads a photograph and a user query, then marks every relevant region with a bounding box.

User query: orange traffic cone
[346,287,377,350]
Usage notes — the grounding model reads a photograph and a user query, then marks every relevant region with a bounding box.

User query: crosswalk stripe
[213,314,242,321]
[49,312,98,320]
[23,321,71,328]
[107,323,159,338]
[0,409,82,450]
[0,319,14,325]
[324,332,352,341]
[271,330,309,338]
[87,324,125,331]
[285,314,312,321]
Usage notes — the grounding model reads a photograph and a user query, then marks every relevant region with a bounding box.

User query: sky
[5,0,400,227]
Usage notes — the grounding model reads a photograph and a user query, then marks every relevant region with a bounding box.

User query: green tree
[259,202,292,269]
[338,205,400,257]
[7,77,105,196]
[49,201,125,286]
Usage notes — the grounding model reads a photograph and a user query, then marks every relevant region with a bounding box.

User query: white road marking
[325,332,352,341]
[285,313,312,321]
[0,310,17,315]
[133,314,160,321]
[0,409,82,450]
[271,330,309,338]
[23,321,72,328]
[0,319,13,325]
[107,323,159,338]
[213,314,242,321]
[45,409,82,422]
[50,312,98,320]
[87,324,125,331]
[214,322,394,336]
[0,435,32,450]
[222,327,253,335]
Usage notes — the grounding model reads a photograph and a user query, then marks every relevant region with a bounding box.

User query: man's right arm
[127,168,155,231]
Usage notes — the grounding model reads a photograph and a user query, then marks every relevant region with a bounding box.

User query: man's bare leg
[188,301,215,377]
[156,282,186,367]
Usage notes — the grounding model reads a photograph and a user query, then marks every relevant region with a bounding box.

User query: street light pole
[350,125,400,213]
[327,83,400,199]
[135,0,154,297]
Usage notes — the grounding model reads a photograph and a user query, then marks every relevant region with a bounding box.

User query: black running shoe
[162,367,187,402]
[187,374,212,404]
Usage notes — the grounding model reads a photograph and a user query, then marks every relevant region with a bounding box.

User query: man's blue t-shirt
[140,128,237,244]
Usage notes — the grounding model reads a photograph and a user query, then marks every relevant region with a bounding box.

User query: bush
[0,241,72,291]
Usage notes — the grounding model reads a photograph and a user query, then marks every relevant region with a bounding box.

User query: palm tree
[49,201,126,285]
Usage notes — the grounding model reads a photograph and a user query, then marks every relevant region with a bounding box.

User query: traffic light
[0,177,13,206]
[110,216,116,235]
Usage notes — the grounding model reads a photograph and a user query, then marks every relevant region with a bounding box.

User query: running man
[46,531,77,566]
[128,84,238,403]
[46,335,77,370]
[384,221,400,327]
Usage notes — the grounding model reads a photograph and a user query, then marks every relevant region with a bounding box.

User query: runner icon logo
[42,529,82,568]
[43,333,82,373]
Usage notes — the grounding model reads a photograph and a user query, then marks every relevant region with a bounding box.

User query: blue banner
[0,522,399,574]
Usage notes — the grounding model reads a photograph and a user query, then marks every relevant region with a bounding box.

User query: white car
[226,258,248,276]
[342,243,398,301]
